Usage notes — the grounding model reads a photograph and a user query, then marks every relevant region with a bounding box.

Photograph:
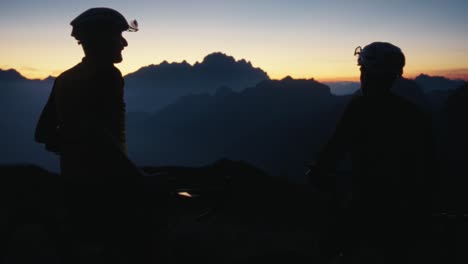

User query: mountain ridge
[123,52,270,112]
[0,69,28,82]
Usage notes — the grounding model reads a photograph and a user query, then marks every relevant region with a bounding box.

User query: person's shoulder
[55,62,86,84]
[110,65,123,77]
[346,94,366,111]
[389,93,424,114]
[109,65,124,82]
[102,66,124,89]
[95,65,123,84]
[389,93,430,126]
[338,95,366,122]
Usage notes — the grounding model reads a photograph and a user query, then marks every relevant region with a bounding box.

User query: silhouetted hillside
[0,75,57,171]
[0,69,27,82]
[124,52,269,112]
[325,81,360,95]
[1,160,455,263]
[127,77,351,181]
[415,74,464,93]
[0,165,63,262]
[0,161,317,263]
[0,59,466,180]
[126,76,457,182]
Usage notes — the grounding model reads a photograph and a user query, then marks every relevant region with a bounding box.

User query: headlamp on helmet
[354,42,405,76]
[70,7,138,41]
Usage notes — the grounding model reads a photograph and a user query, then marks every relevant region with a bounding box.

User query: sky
[1,0,467,82]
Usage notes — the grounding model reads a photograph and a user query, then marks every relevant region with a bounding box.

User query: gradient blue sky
[1,0,467,81]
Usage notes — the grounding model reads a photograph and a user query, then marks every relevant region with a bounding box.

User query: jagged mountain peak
[0,69,27,82]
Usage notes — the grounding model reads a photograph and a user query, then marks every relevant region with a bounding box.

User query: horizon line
[1,67,467,83]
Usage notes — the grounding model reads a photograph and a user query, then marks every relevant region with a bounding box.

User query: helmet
[71,7,138,40]
[354,42,405,76]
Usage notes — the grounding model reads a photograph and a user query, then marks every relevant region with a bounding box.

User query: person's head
[71,8,138,64]
[354,42,405,97]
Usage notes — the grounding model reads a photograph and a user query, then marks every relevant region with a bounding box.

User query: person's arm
[35,82,60,154]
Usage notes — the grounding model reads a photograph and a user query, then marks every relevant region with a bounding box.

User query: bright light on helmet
[128,19,138,32]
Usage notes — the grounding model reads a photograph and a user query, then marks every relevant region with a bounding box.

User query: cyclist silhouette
[34,8,151,263]
[309,42,436,263]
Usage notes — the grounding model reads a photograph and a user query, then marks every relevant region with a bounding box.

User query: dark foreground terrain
[0,161,465,263]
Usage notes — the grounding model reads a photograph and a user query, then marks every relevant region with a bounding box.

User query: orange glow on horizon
[2,59,467,83]
[1,1,467,85]
[5,66,467,83]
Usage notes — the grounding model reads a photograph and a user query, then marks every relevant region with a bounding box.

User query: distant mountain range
[0,54,466,182]
[127,77,350,181]
[324,81,360,95]
[414,74,465,93]
[0,70,56,170]
[124,52,270,112]
[0,69,27,82]
[326,74,465,96]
